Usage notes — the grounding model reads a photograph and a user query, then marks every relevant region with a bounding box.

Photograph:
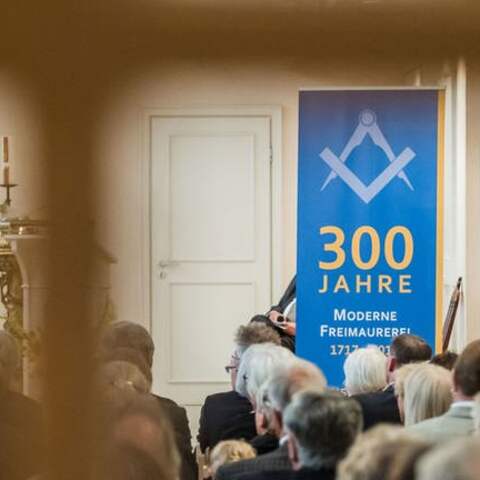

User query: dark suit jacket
[153,394,196,480]
[271,276,296,314]
[198,390,256,452]
[249,433,279,455]
[236,466,335,480]
[353,384,401,430]
[216,443,290,480]
[0,389,45,480]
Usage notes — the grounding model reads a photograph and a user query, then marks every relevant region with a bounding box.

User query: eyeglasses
[225,365,238,374]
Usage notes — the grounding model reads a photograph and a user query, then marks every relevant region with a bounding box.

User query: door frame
[140,105,283,331]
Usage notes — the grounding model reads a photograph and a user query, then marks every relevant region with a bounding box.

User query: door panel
[150,114,272,439]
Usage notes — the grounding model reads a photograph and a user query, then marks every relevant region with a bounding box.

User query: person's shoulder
[234,469,292,480]
[216,446,289,480]
[353,386,394,405]
[205,390,245,403]
[151,393,188,420]
[408,415,442,433]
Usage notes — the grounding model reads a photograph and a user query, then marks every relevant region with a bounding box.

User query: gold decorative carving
[0,250,41,360]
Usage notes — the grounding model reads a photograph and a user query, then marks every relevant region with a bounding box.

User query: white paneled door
[149,113,273,438]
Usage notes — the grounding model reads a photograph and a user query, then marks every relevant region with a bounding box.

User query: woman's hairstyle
[394,363,422,399]
[343,346,387,395]
[403,363,452,426]
[209,440,256,476]
[235,343,295,401]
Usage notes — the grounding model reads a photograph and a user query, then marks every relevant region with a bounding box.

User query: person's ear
[387,356,396,373]
[273,409,283,433]
[287,433,301,471]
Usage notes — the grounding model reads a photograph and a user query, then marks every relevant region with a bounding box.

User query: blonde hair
[394,363,422,399]
[343,346,387,395]
[403,363,452,426]
[209,440,256,476]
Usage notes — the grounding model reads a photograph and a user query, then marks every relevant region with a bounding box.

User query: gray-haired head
[343,346,387,395]
[283,389,362,470]
[417,437,480,480]
[99,322,155,369]
[234,323,281,356]
[0,330,20,390]
[235,343,295,401]
[267,358,327,413]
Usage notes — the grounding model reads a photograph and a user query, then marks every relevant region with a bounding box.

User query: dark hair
[430,351,458,371]
[453,340,480,397]
[390,334,432,367]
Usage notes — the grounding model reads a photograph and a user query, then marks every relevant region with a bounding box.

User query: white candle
[2,137,8,163]
[3,164,9,185]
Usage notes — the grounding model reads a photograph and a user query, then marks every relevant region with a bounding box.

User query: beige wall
[0,74,45,219]
[466,57,480,341]
[93,58,421,329]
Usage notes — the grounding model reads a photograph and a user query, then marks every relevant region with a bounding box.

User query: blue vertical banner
[297,89,444,387]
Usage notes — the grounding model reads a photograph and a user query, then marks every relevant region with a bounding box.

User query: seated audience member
[249,384,279,455]
[98,393,180,480]
[209,440,256,478]
[402,363,452,427]
[337,425,431,480]
[353,334,432,430]
[198,323,281,452]
[276,390,362,480]
[430,351,458,370]
[408,339,480,443]
[343,346,387,395]
[394,363,421,422]
[0,330,45,480]
[417,437,480,480]
[235,343,295,455]
[99,321,195,480]
[216,357,326,480]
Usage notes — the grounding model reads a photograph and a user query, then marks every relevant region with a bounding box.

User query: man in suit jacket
[100,321,196,480]
[228,391,362,480]
[198,389,256,452]
[216,358,327,480]
[353,333,432,430]
[198,323,281,452]
[407,339,480,443]
[266,276,296,349]
[269,275,296,317]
